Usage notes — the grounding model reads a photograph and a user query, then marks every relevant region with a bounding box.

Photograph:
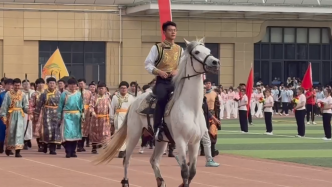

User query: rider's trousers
[153,76,174,130]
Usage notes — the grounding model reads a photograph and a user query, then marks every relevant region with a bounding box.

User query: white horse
[93,38,220,187]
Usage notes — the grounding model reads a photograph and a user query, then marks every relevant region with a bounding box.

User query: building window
[254,27,332,85]
[178,43,220,85]
[39,41,106,84]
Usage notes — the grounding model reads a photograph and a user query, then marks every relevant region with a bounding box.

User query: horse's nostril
[212,61,218,65]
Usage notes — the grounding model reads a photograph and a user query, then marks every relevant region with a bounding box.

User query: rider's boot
[168,143,175,157]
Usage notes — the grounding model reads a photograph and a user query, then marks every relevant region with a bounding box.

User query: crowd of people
[213,79,332,141]
[0,76,139,158]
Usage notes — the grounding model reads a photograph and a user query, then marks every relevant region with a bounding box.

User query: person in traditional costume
[144,21,183,142]
[203,79,221,157]
[110,81,135,158]
[58,79,66,93]
[22,79,35,150]
[0,78,29,157]
[89,82,111,154]
[202,95,220,167]
[0,77,6,93]
[0,78,13,155]
[30,82,36,91]
[77,78,92,152]
[35,77,62,155]
[85,81,97,147]
[30,78,45,152]
[58,78,84,158]
[129,81,142,97]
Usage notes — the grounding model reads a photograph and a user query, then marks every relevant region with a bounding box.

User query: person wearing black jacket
[200,96,220,167]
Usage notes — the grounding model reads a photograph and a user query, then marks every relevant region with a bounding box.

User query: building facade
[0,0,332,88]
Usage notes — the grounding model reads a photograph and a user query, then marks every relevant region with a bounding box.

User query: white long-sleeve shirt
[144,45,184,74]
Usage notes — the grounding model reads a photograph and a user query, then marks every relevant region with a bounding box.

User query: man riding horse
[144,21,183,141]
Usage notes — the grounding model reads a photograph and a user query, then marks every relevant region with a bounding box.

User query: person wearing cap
[77,78,93,152]
[30,78,45,152]
[22,79,35,150]
[89,82,111,154]
[0,78,13,155]
[0,78,29,157]
[110,81,135,158]
[35,77,62,155]
[57,77,84,158]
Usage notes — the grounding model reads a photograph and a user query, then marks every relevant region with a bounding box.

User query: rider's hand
[171,70,178,76]
[158,70,168,79]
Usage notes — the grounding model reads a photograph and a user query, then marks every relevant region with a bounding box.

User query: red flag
[302,62,313,90]
[246,68,253,116]
[158,0,172,41]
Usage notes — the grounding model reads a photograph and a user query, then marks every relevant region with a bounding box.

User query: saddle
[136,92,175,143]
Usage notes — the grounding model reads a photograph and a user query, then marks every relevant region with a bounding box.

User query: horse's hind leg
[150,141,167,187]
[121,124,142,187]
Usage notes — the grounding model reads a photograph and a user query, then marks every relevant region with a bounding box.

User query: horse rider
[144,21,184,141]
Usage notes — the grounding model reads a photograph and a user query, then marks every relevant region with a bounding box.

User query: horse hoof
[156,177,166,187]
[121,179,129,187]
[178,183,184,187]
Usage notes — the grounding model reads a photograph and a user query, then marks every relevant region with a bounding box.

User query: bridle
[182,44,213,80]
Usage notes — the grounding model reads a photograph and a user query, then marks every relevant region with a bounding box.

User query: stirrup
[154,128,160,140]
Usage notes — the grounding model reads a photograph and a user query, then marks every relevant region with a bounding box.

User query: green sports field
[217,117,332,168]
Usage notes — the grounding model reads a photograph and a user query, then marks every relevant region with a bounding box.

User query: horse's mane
[172,39,202,102]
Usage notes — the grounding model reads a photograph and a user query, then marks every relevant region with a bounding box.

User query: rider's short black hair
[162,21,176,31]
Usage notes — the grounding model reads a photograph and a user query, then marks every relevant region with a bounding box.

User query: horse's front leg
[150,141,168,187]
[176,141,190,187]
[187,142,200,185]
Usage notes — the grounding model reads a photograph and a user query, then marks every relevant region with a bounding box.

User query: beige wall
[0,3,332,88]
[0,3,119,86]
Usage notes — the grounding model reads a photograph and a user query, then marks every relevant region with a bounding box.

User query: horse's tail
[92,106,130,165]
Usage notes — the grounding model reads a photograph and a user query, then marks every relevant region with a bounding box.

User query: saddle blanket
[136,93,175,117]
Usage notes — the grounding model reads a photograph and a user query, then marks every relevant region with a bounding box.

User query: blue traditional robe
[36,89,62,144]
[0,91,8,142]
[57,90,83,141]
[0,90,29,150]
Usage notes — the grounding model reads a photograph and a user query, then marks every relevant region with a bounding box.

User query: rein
[182,44,212,80]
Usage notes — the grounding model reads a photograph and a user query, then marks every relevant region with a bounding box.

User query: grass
[217,117,332,168]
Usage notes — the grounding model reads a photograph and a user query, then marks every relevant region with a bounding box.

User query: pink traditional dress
[89,94,111,145]
[81,90,93,138]
[30,89,44,138]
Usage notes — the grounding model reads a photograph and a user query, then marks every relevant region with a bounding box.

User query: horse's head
[184,37,220,75]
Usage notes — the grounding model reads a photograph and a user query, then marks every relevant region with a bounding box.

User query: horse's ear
[198,37,205,44]
[183,38,190,46]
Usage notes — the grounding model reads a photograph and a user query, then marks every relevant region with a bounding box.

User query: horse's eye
[194,51,200,55]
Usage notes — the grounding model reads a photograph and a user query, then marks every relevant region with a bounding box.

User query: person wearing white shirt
[264,89,274,135]
[315,88,324,116]
[294,87,306,138]
[279,86,293,116]
[271,86,279,114]
[321,89,332,140]
[238,89,248,133]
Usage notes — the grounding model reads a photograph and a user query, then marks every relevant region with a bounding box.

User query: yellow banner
[42,48,69,81]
